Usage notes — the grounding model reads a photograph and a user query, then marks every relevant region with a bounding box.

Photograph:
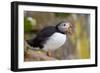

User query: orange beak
[66,24,72,35]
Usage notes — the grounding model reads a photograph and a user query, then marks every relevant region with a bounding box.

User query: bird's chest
[43,32,66,51]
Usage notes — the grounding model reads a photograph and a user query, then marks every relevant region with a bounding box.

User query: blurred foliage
[79,32,90,58]
[24,17,33,32]
[24,17,37,32]
[70,15,90,59]
[75,26,90,59]
[55,13,71,18]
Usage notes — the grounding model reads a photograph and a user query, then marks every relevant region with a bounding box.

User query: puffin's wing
[34,26,56,43]
[27,26,56,48]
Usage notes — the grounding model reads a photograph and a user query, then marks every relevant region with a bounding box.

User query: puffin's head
[56,21,72,34]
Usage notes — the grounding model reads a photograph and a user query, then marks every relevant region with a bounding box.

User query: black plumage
[27,26,58,49]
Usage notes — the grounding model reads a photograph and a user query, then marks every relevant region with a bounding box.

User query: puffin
[27,21,72,56]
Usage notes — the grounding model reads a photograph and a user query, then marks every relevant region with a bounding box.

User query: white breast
[43,32,66,51]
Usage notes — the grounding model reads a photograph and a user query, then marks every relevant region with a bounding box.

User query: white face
[58,22,71,33]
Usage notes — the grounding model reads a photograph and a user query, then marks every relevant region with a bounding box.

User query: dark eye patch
[63,24,66,26]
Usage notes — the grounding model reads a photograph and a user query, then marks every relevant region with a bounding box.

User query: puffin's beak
[66,25,72,35]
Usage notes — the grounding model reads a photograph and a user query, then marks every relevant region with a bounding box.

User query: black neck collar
[55,26,65,34]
